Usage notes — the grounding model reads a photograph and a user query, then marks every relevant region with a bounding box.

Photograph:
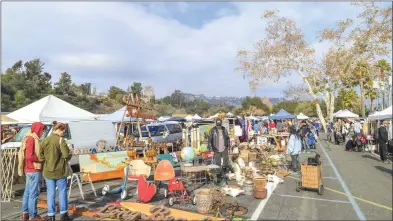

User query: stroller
[308,132,316,149]
[353,134,367,152]
[167,177,196,206]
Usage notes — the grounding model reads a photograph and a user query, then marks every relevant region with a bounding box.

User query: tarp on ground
[369,105,392,121]
[269,109,296,120]
[7,95,98,122]
[334,109,359,118]
[297,113,309,120]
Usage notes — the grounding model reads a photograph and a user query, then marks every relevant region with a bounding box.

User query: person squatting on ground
[19,122,45,221]
[377,120,390,164]
[208,118,230,186]
[286,127,302,172]
[40,121,73,221]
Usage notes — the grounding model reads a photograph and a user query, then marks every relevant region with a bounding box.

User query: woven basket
[254,187,267,199]
[194,189,212,213]
[253,176,267,189]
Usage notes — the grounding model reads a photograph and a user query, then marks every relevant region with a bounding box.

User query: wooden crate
[300,163,321,189]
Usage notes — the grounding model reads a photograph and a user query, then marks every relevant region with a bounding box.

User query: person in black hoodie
[208,118,230,185]
[378,120,391,164]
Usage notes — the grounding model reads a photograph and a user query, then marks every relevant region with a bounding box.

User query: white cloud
[2,2,383,98]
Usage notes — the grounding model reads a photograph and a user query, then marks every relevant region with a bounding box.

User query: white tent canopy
[333,110,343,117]
[297,113,309,120]
[158,116,171,121]
[369,105,392,120]
[185,115,193,121]
[7,95,97,122]
[334,109,359,118]
[100,106,133,122]
[226,112,235,117]
[192,114,202,120]
[209,113,219,119]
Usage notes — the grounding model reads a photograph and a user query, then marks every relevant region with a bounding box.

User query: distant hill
[183,93,282,106]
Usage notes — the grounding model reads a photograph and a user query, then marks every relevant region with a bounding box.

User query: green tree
[342,60,373,117]
[365,87,378,112]
[108,86,126,100]
[272,101,299,115]
[335,89,361,114]
[1,59,53,111]
[294,102,317,117]
[54,72,73,95]
[170,90,185,107]
[128,82,143,95]
[375,59,392,109]
[241,96,271,115]
[14,90,29,108]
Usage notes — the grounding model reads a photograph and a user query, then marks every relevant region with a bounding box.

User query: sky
[1,2,390,98]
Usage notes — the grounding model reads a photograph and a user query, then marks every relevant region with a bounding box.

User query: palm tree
[352,60,371,117]
[375,59,392,109]
[365,87,378,112]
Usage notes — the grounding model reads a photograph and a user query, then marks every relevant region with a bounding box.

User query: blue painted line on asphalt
[275,193,351,204]
[318,141,367,220]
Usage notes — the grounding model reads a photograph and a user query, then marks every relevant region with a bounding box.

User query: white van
[1,120,116,165]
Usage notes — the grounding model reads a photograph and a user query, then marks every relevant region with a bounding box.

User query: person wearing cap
[208,118,230,185]
[378,120,390,164]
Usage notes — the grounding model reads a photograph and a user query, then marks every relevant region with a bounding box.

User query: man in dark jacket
[208,118,230,185]
[378,120,391,164]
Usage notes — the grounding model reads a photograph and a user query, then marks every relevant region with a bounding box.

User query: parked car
[1,120,116,166]
[133,121,183,142]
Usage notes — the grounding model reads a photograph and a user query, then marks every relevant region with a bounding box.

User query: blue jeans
[302,137,310,151]
[22,172,42,218]
[45,177,68,216]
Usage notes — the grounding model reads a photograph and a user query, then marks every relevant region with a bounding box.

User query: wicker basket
[253,176,267,189]
[300,163,321,189]
[254,187,267,199]
[194,189,212,213]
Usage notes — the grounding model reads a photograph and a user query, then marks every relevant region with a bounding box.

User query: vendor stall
[269,109,296,120]
[333,109,359,118]
[297,113,309,120]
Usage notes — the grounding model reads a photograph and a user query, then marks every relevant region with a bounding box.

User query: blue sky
[1,2,390,98]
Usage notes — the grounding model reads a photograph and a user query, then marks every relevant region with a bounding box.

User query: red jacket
[24,122,44,173]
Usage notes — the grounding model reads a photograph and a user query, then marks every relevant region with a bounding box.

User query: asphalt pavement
[258,136,392,220]
[1,136,392,220]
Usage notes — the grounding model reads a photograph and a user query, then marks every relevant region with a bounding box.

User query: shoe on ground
[22,213,29,221]
[60,213,72,221]
[29,215,46,221]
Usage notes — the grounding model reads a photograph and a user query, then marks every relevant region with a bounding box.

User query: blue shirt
[253,123,261,132]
